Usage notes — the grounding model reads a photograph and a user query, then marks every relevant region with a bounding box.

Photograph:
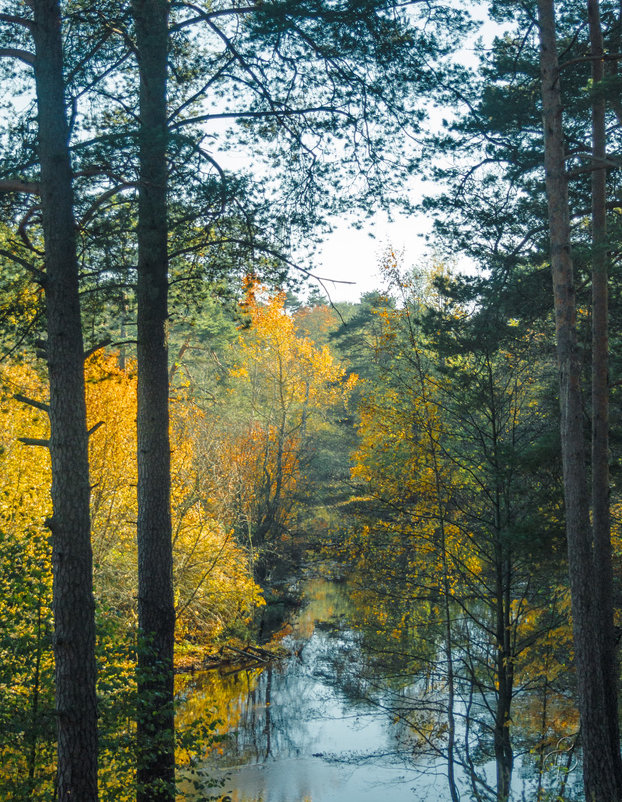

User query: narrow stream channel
[177,578,583,801]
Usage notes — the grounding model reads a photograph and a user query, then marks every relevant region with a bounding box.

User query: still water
[178,579,582,802]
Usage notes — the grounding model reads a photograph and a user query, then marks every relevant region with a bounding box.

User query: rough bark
[537,1,622,798]
[588,0,622,790]
[31,1,98,798]
[132,1,176,800]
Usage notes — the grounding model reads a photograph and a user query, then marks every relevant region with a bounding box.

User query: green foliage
[0,522,55,801]
[344,259,574,797]
[96,607,138,801]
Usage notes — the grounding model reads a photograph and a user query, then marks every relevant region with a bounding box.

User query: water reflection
[177,579,583,802]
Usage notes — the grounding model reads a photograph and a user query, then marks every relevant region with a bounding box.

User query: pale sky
[310,10,505,306]
[219,5,503,306]
[313,210,433,304]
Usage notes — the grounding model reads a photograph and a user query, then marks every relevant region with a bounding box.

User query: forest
[0,0,621,801]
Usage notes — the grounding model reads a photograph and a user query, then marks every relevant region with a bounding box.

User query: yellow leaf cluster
[0,353,262,645]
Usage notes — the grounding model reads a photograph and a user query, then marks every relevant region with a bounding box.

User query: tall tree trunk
[588,0,622,790]
[132,1,175,800]
[31,1,98,798]
[537,1,622,798]
[489,365,513,802]
[494,551,513,802]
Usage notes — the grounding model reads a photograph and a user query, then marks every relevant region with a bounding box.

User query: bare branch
[0,179,40,195]
[84,338,112,360]
[169,106,350,131]
[0,247,45,283]
[560,51,622,70]
[88,421,104,437]
[18,204,40,251]
[14,393,49,414]
[90,9,138,57]
[169,3,259,32]
[0,47,34,65]
[168,133,228,214]
[18,437,49,447]
[0,13,33,30]
[169,340,189,383]
[168,235,356,286]
[79,183,136,227]
[67,32,113,82]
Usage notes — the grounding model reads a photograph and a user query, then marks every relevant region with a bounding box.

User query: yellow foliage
[0,354,262,645]
[175,666,263,767]
[85,353,263,640]
[209,284,357,545]
[237,286,357,414]
[0,361,51,531]
[0,360,55,792]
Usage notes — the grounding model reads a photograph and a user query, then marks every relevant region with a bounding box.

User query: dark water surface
[178,579,581,802]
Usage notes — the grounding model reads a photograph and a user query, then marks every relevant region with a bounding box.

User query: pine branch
[0,248,45,284]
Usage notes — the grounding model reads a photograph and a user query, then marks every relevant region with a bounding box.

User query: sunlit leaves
[346,260,573,795]
[85,352,262,641]
[0,360,54,799]
[204,283,357,560]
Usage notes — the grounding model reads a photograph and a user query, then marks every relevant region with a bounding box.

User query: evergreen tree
[423,1,622,796]
[1,1,99,798]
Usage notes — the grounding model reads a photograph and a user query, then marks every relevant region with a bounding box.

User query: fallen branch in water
[175,641,289,674]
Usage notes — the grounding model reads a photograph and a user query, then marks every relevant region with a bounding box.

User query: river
[177,578,583,801]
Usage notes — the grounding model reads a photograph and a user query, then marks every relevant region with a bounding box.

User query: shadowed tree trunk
[494,548,513,802]
[588,0,622,791]
[31,0,98,798]
[132,1,176,800]
[537,1,622,798]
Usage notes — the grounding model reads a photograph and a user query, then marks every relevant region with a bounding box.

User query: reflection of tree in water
[192,644,345,766]
[179,578,584,801]
[326,581,584,802]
